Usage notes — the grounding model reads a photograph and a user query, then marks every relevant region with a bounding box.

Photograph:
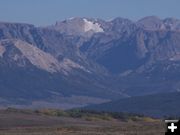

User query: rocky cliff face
[0,16,180,108]
[137,16,180,31]
[80,17,180,74]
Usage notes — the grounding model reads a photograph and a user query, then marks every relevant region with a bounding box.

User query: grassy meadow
[0,108,165,135]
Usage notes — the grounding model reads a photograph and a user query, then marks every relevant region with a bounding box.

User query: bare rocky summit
[0,16,180,110]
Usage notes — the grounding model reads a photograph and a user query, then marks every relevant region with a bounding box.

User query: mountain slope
[84,92,180,117]
[1,16,180,110]
[0,38,123,108]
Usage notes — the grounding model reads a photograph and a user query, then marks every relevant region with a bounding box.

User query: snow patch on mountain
[67,17,75,20]
[0,45,5,57]
[169,54,180,61]
[83,18,104,33]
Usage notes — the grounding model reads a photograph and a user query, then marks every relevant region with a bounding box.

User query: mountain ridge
[0,16,180,112]
[84,92,180,117]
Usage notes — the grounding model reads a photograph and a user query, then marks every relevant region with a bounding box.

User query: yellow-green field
[0,109,165,135]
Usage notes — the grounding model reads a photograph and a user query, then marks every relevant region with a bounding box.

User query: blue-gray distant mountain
[84,92,180,117]
[0,16,180,111]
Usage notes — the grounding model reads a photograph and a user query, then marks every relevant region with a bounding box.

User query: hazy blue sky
[0,0,180,26]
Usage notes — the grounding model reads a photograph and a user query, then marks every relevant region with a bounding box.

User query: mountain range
[0,16,180,114]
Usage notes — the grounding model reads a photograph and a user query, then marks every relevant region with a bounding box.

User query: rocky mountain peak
[137,16,180,31]
[1,16,180,108]
[137,16,164,30]
[49,17,104,37]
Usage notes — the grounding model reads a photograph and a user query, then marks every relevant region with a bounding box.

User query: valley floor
[0,109,165,135]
